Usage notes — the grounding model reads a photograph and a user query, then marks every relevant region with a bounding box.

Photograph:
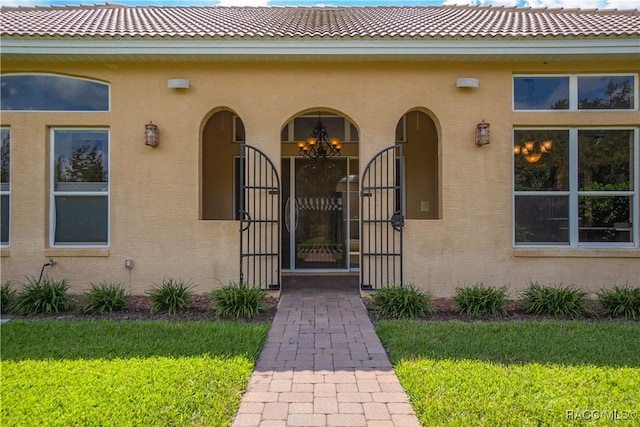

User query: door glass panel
[347,159,359,269]
[282,158,292,269]
[295,158,348,269]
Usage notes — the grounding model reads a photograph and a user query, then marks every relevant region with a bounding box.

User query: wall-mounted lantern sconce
[475,120,490,146]
[145,121,159,147]
[167,79,190,89]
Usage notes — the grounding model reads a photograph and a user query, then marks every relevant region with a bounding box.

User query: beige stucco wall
[1,59,639,296]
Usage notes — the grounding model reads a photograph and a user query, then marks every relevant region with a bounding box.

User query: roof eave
[1,36,639,62]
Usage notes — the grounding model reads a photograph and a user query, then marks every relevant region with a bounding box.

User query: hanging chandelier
[514,139,552,163]
[297,115,342,160]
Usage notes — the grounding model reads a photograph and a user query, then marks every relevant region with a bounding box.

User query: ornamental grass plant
[146,278,195,315]
[9,276,72,315]
[370,283,435,319]
[597,284,640,319]
[83,281,127,314]
[453,283,509,317]
[1,281,16,312]
[210,281,267,319]
[521,282,591,318]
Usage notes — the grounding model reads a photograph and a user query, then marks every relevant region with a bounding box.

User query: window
[51,129,109,246]
[513,74,636,111]
[1,128,9,246]
[1,74,110,112]
[514,128,637,246]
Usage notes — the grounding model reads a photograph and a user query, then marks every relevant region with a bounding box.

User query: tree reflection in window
[55,143,107,186]
[578,76,634,110]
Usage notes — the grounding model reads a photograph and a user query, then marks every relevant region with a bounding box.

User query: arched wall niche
[398,108,441,220]
[201,107,245,220]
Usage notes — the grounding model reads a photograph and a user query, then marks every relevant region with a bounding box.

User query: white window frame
[513,73,638,112]
[50,128,110,247]
[513,127,639,248]
[0,127,10,247]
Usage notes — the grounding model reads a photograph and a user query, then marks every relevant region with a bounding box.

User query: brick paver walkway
[231,282,421,427]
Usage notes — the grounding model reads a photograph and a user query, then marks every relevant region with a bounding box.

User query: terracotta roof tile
[1,5,639,39]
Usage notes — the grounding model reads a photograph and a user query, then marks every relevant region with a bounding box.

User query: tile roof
[1,4,639,39]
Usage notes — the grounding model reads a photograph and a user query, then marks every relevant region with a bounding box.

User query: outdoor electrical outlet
[125,259,133,270]
[420,201,430,212]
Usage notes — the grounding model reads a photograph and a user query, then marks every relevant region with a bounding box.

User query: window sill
[44,248,109,257]
[513,247,639,258]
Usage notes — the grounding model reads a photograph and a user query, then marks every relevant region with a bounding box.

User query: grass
[1,320,269,427]
[376,320,640,426]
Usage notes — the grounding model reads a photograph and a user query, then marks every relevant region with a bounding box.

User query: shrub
[11,276,72,315]
[210,281,267,318]
[597,285,640,319]
[83,282,127,314]
[1,281,16,312]
[146,278,195,315]
[453,283,509,317]
[521,282,590,319]
[370,283,434,319]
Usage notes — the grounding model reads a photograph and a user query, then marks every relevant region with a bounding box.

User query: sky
[1,0,638,11]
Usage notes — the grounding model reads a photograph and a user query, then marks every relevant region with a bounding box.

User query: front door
[282,157,359,271]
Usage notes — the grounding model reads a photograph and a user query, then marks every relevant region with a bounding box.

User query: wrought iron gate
[239,144,281,290]
[360,145,404,290]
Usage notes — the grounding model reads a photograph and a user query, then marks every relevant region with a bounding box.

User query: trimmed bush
[598,285,640,319]
[453,283,509,317]
[83,282,127,313]
[11,276,72,315]
[1,282,16,313]
[146,278,195,315]
[370,284,435,319]
[210,281,267,319]
[521,282,590,319]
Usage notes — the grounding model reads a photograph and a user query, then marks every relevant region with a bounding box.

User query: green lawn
[3,318,638,427]
[1,320,269,427]
[376,321,640,426]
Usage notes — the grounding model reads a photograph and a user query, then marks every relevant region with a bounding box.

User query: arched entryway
[280,110,360,273]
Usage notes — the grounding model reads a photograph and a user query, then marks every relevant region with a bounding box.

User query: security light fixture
[167,79,190,89]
